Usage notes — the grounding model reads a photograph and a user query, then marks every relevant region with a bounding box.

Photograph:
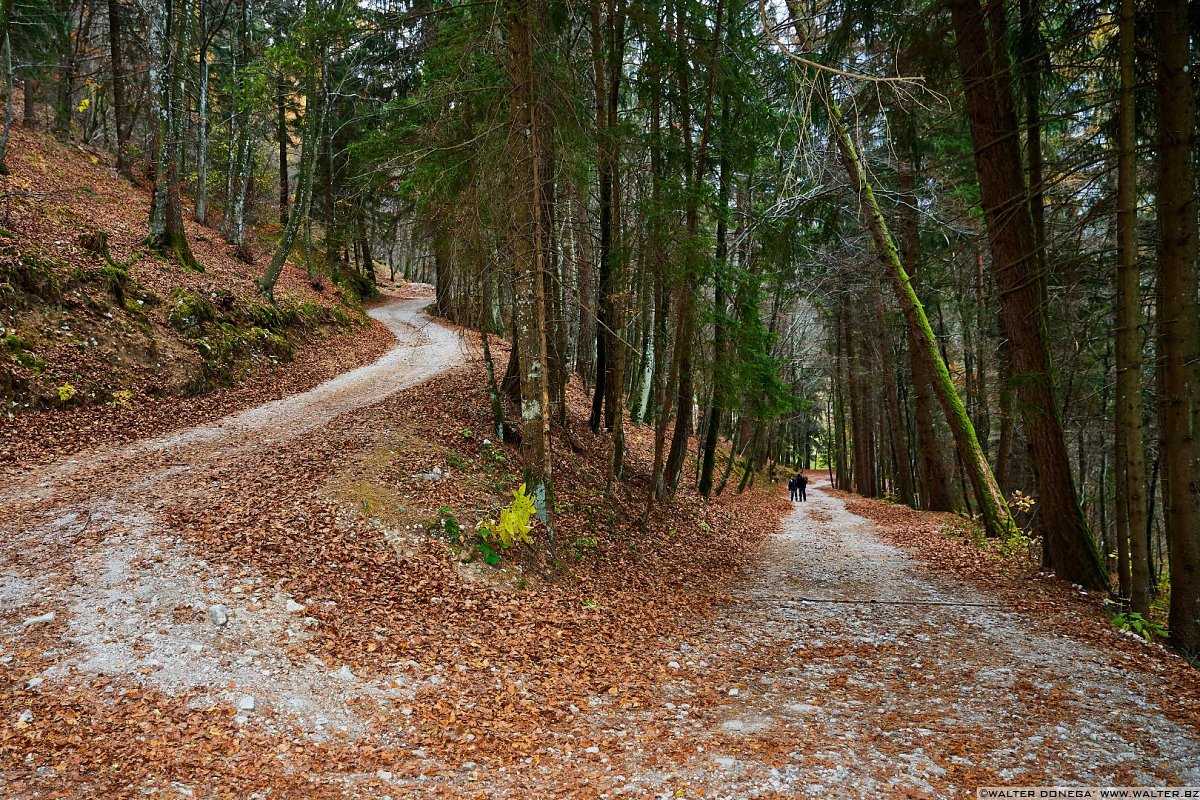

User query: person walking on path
[795,473,808,502]
[788,475,798,501]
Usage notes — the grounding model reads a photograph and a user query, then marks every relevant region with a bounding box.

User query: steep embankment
[0,125,392,471]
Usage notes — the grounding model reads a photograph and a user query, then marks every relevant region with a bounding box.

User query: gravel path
[3,298,1198,798]
[3,297,464,508]
[0,296,466,740]
[583,478,1200,797]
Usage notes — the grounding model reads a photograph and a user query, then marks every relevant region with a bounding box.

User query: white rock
[207,605,228,626]
[461,761,478,772]
[25,677,43,690]
[377,770,394,782]
[21,612,56,628]
[17,709,33,725]
[728,688,740,696]
[285,599,305,613]
[667,661,680,670]
[238,696,255,711]
[585,746,600,754]
[336,665,356,682]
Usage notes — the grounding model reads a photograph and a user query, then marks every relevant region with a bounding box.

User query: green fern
[1111,611,1168,642]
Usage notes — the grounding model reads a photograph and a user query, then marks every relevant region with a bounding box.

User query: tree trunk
[889,161,954,511]
[260,25,323,299]
[587,0,624,436]
[844,307,871,495]
[1114,0,1150,614]
[144,0,198,271]
[699,100,731,498]
[572,185,595,383]
[107,0,130,176]
[52,0,73,140]
[827,85,1015,540]
[195,0,211,223]
[663,0,723,496]
[949,0,1105,586]
[277,71,289,225]
[20,76,33,127]
[1154,0,1200,653]
[0,0,11,175]
[872,273,915,506]
[480,250,506,442]
[506,0,553,534]
[226,0,253,250]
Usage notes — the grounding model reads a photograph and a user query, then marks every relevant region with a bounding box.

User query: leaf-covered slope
[0,124,361,415]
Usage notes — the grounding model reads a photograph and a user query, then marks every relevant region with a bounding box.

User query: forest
[6,0,1187,645]
[0,0,1198,793]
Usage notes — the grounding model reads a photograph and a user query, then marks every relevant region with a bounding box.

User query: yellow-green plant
[111,389,134,408]
[57,383,77,402]
[471,484,537,565]
[485,482,536,549]
[1000,489,1039,557]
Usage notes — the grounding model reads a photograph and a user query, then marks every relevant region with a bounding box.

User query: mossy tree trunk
[827,87,1016,541]
[143,0,199,272]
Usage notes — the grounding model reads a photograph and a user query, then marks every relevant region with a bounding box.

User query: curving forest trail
[1,299,1198,798]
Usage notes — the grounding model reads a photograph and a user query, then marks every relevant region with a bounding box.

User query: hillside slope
[0,124,369,419]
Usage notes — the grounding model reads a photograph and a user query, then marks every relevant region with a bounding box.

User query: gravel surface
[0,296,465,741]
[572,479,1200,798]
[2,298,1197,798]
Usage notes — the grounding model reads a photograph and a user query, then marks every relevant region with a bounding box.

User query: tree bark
[260,21,323,299]
[144,0,199,271]
[827,85,1015,540]
[949,0,1105,586]
[506,0,554,533]
[699,99,732,498]
[0,0,11,175]
[1154,0,1200,652]
[663,0,723,496]
[195,0,212,222]
[107,0,130,176]
[226,0,253,250]
[278,70,289,225]
[1114,0,1150,614]
[572,185,595,383]
[872,272,915,506]
[52,0,73,140]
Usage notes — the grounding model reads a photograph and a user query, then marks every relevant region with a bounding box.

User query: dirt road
[576,480,1200,796]
[0,296,467,744]
[2,298,1198,798]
